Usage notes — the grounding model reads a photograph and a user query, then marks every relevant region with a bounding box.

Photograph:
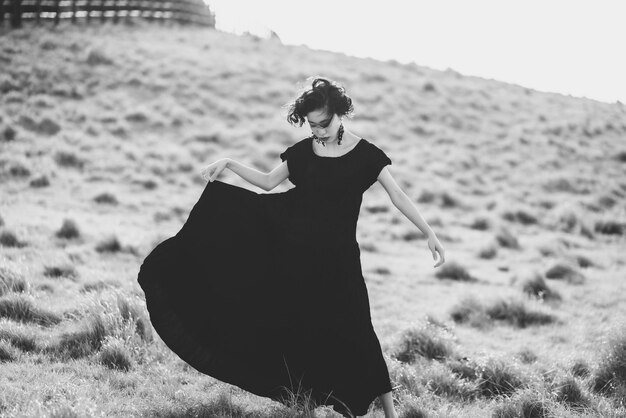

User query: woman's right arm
[226,159,289,191]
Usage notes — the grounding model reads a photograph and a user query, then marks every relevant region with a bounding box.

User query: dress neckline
[310,137,364,159]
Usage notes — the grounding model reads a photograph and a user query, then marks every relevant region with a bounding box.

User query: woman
[138,77,445,418]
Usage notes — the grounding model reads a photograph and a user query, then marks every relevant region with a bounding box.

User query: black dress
[137,136,394,417]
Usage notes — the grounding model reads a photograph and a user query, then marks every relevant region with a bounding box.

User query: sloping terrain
[0,21,625,417]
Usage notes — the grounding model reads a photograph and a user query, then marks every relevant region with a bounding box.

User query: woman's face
[306,109,341,144]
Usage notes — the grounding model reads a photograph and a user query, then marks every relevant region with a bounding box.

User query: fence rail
[0,0,215,28]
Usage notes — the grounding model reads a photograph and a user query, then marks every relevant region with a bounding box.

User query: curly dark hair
[285,77,354,127]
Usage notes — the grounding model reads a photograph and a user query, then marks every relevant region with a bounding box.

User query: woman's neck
[323,130,358,150]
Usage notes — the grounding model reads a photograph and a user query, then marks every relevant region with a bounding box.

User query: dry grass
[0,20,625,417]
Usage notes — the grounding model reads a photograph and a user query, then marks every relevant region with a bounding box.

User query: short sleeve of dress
[362,142,392,191]
[279,145,299,186]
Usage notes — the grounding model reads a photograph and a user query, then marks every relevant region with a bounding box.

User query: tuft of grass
[49,291,153,361]
[98,337,133,371]
[485,299,557,328]
[553,375,590,409]
[80,280,120,293]
[54,151,85,169]
[391,324,454,363]
[447,358,479,381]
[495,227,521,249]
[592,331,626,402]
[365,204,389,214]
[469,216,491,230]
[29,175,50,188]
[0,267,27,296]
[48,405,82,418]
[574,253,594,268]
[51,314,108,359]
[422,363,477,401]
[386,358,422,396]
[549,208,595,238]
[521,273,562,302]
[0,230,26,248]
[401,230,425,241]
[5,161,31,178]
[0,326,39,352]
[149,390,255,418]
[124,111,149,123]
[570,359,591,378]
[86,48,115,66]
[478,245,497,259]
[95,236,122,253]
[0,340,18,362]
[93,192,118,205]
[537,243,559,257]
[397,400,429,418]
[492,400,518,418]
[440,192,461,208]
[516,348,538,364]
[615,150,626,163]
[153,211,172,222]
[502,210,538,225]
[3,126,17,142]
[598,195,618,209]
[36,283,56,293]
[543,177,581,194]
[545,262,586,285]
[476,358,527,398]
[595,220,626,236]
[0,294,62,326]
[56,219,81,239]
[492,389,555,418]
[373,267,391,275]
[133,178,158,190]
[450,297,556,328]
[43,264,78,280]
[116,293,152,342]
[417,190,436,204]
[434,261,476,282]
[449,296,491,329]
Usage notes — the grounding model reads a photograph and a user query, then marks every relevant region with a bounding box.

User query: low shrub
[435,261,476,282]
[545,262,586,285]
[391,324,454,363]
[0,294,62,326]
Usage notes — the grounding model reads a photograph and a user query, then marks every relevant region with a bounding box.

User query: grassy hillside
[1,21,626,417]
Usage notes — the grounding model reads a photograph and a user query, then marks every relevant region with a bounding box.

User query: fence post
[72,0,77,24]
[113,0,119,24]
[10,0,22,28]
[54,0,61,25]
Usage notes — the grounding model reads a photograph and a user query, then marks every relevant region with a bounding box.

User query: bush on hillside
[476,358,527,398]
[0,230,27,248]
[56,219,81,239]
[521,273,562,302]
[545,262,586,285]
[391,324,454,363]
[435,261,476,282]
[450,296,557,328]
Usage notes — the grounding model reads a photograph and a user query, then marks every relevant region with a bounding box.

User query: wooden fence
[0,0,215,28]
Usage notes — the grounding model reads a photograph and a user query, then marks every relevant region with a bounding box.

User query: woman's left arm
[376,167,446,267]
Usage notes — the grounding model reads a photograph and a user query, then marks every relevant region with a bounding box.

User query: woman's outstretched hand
[201,159,230,182]
[427,233,445,268]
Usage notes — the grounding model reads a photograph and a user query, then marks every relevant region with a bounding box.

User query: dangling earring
[337,123,344,145]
